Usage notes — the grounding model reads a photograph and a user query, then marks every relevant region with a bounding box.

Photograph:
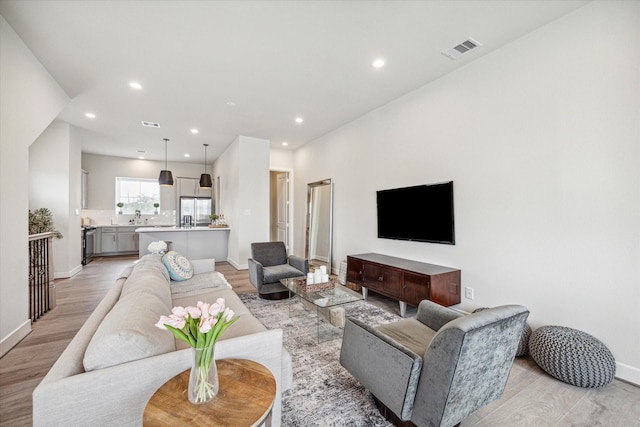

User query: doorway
[269,170,290,249]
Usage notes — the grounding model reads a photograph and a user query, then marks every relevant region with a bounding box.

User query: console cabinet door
[379,267,403,299]
[403,272,430,307]
[362,263,383,292]
[362,264,403,299]
[347,257,364,284]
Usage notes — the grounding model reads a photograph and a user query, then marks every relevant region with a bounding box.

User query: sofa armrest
[340,318,422,421]
[247,258,264,290]
[190,258,215,275]
[416,299,463,331]
[288,255,309,274]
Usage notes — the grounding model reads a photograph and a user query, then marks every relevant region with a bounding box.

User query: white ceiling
[0,0,589,164]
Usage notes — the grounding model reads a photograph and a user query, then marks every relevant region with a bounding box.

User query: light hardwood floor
[1,256,638,426]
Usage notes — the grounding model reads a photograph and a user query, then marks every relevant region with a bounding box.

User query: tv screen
[377,181,455,245]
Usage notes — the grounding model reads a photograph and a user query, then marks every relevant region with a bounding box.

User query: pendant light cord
[203,144,208,173]
[164,138,169,169]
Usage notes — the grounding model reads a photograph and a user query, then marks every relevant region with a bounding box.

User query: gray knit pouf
[529,325,616,388]
[472,307,531,357]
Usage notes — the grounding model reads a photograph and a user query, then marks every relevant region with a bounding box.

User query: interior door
[276,172,288,247]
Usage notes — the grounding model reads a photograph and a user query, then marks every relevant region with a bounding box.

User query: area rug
[237,292,400,427]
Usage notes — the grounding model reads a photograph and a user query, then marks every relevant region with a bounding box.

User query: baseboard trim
[226,258,247,270]
[54,264,82,279]
[0,319,31,358]
[615,362,640,386]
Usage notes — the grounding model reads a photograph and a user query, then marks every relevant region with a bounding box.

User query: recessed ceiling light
[184,153,190,158]
[191,128,199,134]
[129,82,143,90]
[226,101,236,107]
[138,156,145,160]
[372,58,385,68]
[85,112,96,119]
[282,141,288,146]
[295,117,304,124]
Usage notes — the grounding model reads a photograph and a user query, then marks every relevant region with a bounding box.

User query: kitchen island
[136,226,230,261]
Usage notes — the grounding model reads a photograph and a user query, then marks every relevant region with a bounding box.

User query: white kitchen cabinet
[117,228,139,252]
[81,170,88,209]
[160,184,176,212]
[100,228,117,253]
[177,177,211,198]
[96,226,139,254]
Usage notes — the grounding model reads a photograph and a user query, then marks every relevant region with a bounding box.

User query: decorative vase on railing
[189,344,218,404]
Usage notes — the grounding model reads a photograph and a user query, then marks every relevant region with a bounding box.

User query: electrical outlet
[464,287,474,300]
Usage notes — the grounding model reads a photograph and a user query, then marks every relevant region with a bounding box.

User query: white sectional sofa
[32,254,292,426]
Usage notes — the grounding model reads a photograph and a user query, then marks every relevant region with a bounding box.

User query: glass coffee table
[280,277,364,343]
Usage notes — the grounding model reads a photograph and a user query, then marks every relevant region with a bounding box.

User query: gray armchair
[248,241,309,300]
[340,300,529,427]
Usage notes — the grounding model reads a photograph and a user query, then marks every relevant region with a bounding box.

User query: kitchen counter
[136,226,230,260]
[95,224,175,228]
[135,226,230,232]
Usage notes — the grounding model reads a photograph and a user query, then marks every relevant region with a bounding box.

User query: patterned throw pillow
[162,251,194,281]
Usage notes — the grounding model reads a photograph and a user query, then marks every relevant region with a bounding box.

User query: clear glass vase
[188,344,219,404]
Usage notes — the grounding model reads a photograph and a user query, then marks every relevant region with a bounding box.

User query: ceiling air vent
[442,37,482,60]
[141,121,161,128]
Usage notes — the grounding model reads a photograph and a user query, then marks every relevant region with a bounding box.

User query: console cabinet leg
[362,287,368,300]
[399,301,407,317]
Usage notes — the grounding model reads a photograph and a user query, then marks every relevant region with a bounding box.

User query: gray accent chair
[340,300,529,427]
[248,241,309,300]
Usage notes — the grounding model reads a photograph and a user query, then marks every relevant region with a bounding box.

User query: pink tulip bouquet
[156,299,238,348]
[156,299,238,403]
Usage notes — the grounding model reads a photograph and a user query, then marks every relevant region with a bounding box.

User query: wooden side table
[143,358,276,426]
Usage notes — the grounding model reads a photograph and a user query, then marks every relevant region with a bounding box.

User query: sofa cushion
[263,264,305,284]
[171,287,251,317]
[83,260,175,371]
[162,251,194,281]
[170,271,231,297]
[376,319,437,357]
[135,253,170,283]
[189,259,215,275]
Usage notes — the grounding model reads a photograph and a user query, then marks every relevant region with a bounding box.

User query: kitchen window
[115,177,160,214]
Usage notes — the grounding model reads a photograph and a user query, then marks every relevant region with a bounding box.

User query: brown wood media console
[347,253,461,316]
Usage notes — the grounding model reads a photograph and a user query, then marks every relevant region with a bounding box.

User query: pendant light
[158,138,174,186]
[199,143,213,189]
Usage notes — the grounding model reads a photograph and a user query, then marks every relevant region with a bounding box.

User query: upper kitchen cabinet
[160,184,176,212]
[81,169,88,209]
[177,177,211,198]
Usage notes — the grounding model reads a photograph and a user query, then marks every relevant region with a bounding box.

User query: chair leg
[258,290,291,300]
[371,395,416,427]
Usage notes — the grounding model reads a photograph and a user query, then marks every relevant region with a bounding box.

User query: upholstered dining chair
[248,241,309,299]
[340,300,529,427]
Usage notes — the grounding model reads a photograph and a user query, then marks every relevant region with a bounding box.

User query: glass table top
[280,277,364,308]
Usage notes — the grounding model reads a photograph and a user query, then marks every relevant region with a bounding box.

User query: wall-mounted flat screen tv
[377,181,455,245]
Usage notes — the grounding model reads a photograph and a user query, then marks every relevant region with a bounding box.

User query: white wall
[294,1,640,383]
[0,16,68,356]
[213,136,270,268]
[82,152,205,210]
[29,122,82,278]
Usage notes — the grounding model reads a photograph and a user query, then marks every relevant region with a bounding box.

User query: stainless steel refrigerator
[179,197,212,226]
